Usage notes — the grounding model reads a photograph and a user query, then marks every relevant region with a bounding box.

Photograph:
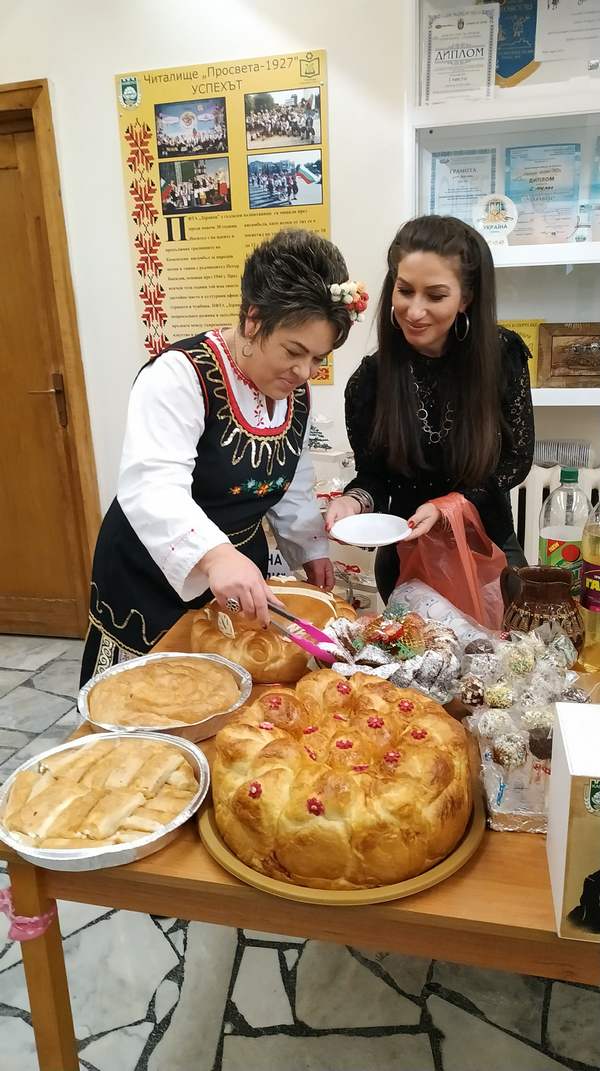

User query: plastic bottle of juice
[580,502,600,672]
[539,468,591,596]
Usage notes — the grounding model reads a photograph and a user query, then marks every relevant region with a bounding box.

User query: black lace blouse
[344,327,535,548]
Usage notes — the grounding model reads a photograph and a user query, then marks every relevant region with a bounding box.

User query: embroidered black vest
[82,332,310,679]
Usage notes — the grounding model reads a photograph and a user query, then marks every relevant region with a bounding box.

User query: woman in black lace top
[326,215,534,601]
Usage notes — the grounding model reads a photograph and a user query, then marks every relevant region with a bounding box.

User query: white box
[546,703,600,942]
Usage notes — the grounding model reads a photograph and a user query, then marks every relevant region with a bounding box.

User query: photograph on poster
[244,87,321,149]
[247,150,323,209]
[159,157,231,215]
[155,97,228,158]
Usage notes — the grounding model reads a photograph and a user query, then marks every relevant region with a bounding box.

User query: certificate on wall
[535,0,600,62]
[430,149,496,222]
[422,6,499,105]
[115,50,334,384]
[505,143,581,245]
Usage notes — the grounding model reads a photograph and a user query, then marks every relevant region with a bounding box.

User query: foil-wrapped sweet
[462,652,500,682]
[324,608,460,702]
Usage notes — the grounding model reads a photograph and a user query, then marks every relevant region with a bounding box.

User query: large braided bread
[212,669,471,889]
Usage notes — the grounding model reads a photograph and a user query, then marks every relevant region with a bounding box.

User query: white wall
[3,2,597,508]
[0,0,411,508]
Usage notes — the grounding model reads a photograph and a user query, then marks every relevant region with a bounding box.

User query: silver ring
[225,597,241,614]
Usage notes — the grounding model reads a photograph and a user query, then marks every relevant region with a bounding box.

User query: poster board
[115,49,333,383]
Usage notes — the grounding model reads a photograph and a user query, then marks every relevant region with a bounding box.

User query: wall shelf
[411,90,599,133]
[532,389,600,407]
[493,243,600,269]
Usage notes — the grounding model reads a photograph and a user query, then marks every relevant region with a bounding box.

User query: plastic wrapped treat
[484,681,514,709]
[461,621,588,834]
[464,638,495,656]
[531,622,578,670]
[528,726,553,761]
[492,732,528,769]
[323,606,460,703]
[461,674,486,708]
[560,686,591,704]
[467,710,551,833]
[503,641,536,677]
[462,651,501,683]
[519,707,554,732]
[388,581,497,648]
[477,709,515,738]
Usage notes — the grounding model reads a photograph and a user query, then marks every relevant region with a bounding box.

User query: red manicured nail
[408,521,415,529]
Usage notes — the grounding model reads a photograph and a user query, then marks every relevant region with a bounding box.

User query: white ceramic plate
[330,513,410,548]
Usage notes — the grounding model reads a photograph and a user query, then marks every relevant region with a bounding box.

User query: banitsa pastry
[2,737,198,849]
[88,656,239,729]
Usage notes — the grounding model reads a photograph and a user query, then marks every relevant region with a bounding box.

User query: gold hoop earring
[241,340,254,358]
[390,305,402,331]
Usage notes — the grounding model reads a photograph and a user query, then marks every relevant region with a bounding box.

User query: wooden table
[1,612,598,1071]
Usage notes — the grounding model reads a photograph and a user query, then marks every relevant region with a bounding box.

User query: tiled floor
[0,635,599,1071]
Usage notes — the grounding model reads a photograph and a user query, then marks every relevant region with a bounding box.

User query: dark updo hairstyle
[372,215,503,486]
[239,229,352,349]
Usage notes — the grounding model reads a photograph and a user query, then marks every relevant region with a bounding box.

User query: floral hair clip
[330,281,369,322]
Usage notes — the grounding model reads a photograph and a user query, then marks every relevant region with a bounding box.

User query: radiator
[510,465,600,566]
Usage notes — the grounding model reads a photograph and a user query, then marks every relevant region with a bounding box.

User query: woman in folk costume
[80,229,368,686]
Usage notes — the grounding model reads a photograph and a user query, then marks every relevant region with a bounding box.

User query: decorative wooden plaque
[538,323,600,389]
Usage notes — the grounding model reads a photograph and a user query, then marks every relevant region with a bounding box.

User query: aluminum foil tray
[78,651,252,742]
[0,731,210,871]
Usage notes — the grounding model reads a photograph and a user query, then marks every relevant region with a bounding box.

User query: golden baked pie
[88,656,240,729]
[2,737,198,849]
[212,669,472,889]
[191,578,356,684]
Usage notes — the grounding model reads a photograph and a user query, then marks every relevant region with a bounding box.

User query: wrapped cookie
[461,674,486,708]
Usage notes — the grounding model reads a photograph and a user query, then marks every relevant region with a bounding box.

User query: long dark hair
[372,215,502,486]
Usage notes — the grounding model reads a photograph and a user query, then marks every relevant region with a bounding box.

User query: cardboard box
[546,703,600,942]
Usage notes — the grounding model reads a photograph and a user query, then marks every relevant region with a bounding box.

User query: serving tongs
[266,601,335,664]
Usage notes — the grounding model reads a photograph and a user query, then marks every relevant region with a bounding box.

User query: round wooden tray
[198,780,486,907]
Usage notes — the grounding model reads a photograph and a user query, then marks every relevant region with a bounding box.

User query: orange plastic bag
[396,493,506,630]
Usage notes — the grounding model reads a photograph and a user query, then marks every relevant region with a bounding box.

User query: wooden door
[0,93,99,637]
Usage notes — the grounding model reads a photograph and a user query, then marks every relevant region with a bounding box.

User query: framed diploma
[422,6,499,105]
[505,143,581,245]
[538,323,600,389]
[430,148,496,222]
[535,0,600,62]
